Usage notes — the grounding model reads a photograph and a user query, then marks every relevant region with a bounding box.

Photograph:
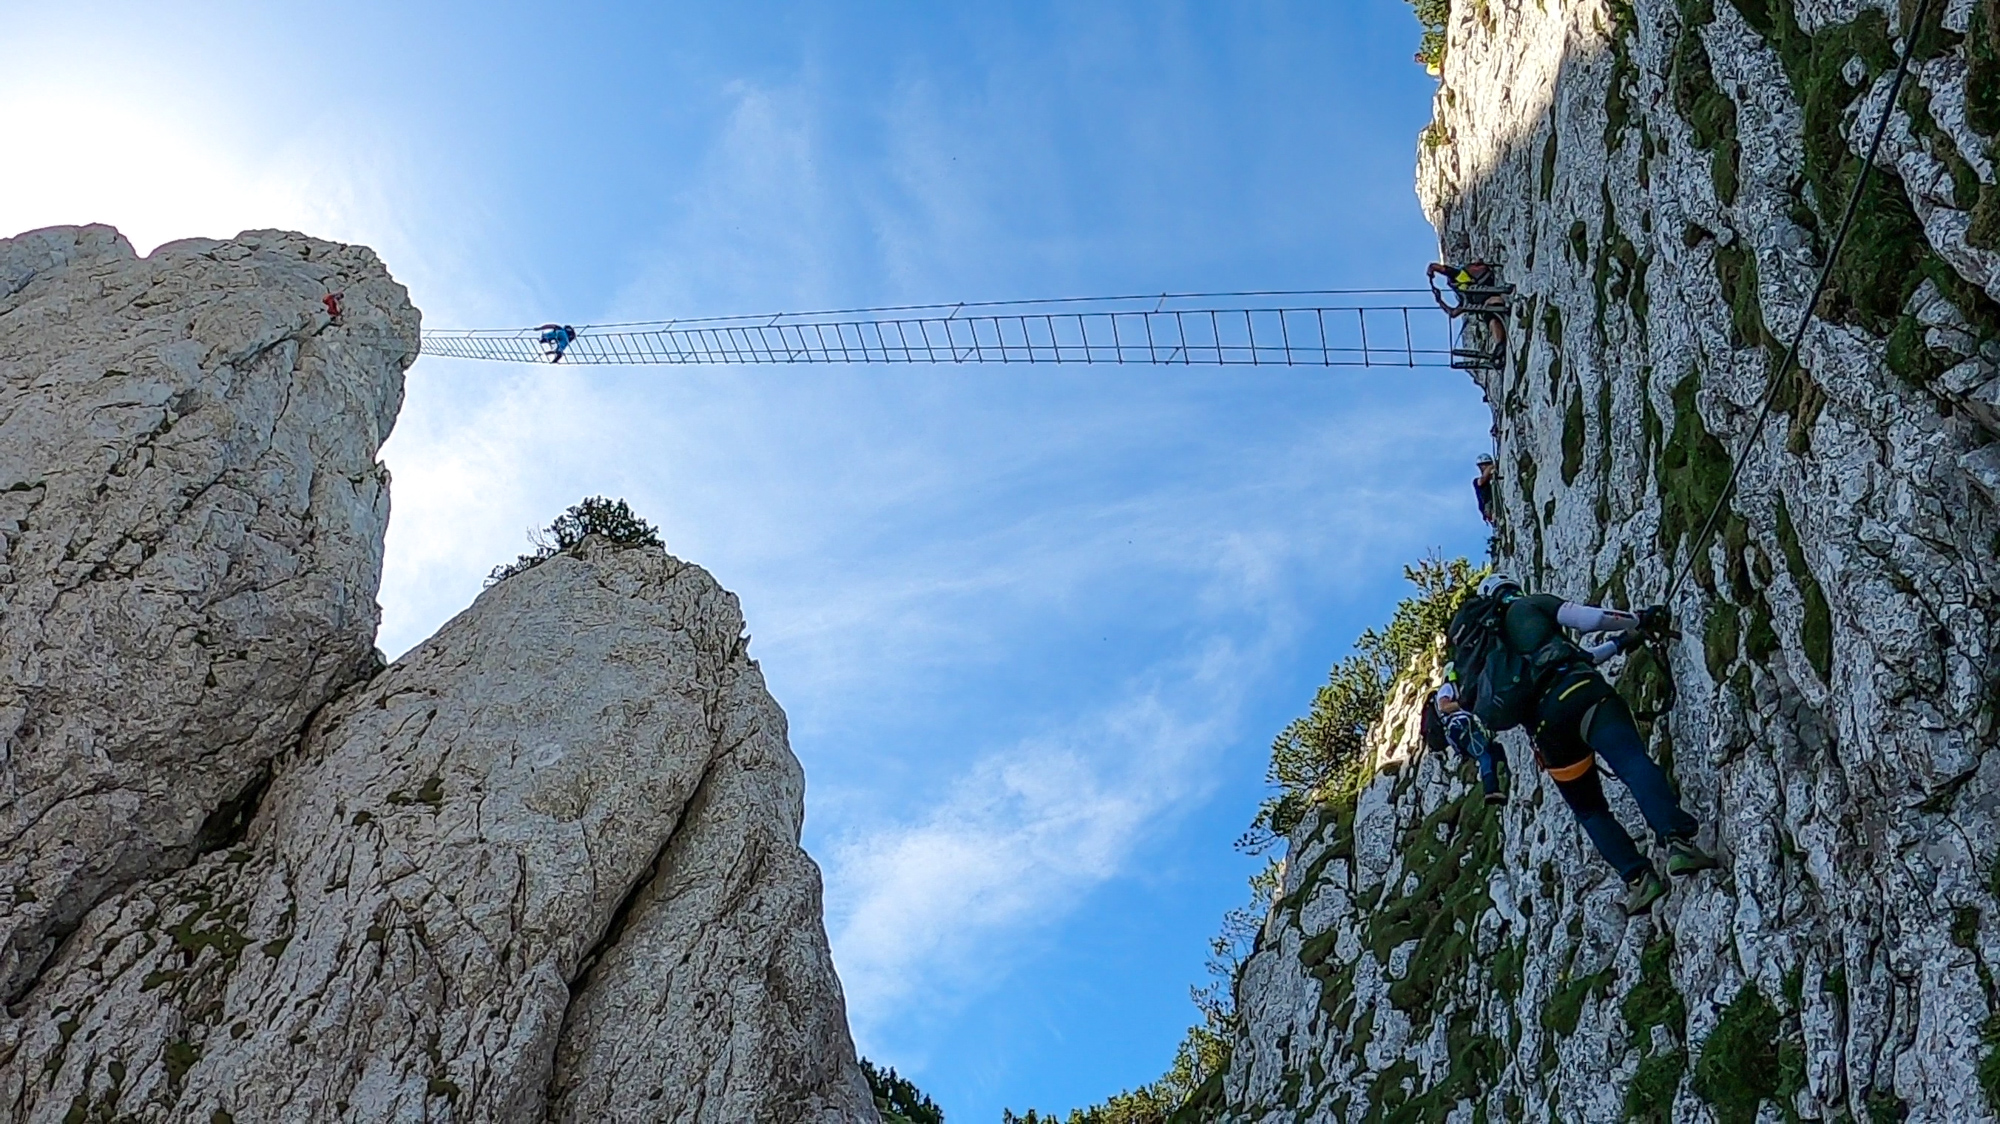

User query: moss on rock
[1655,372,1733,575]
[1562,387,1588,485]
[1691,982,1805,1124]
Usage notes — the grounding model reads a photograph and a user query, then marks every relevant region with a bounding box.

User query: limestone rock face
[0,225,875,1122]
[1219,1,2000,1121]
[0,540,876,1123]
[0,225,417,1005]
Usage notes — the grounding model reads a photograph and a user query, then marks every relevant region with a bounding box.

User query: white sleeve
[1557,601,1641,633]
[1583,637,1622,664]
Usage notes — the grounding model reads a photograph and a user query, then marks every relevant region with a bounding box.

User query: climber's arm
[1582,634,1640,664]
[1557,602,1642,633]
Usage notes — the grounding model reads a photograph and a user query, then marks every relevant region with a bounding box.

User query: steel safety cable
[1664,0,1934,601]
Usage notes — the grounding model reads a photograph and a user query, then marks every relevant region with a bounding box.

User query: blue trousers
[1462,738,1502,796]
[1546,696,1698,881]
[1444,712,1502,797]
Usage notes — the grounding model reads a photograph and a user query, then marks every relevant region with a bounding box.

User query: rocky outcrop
[1218,1,2000,1121]
[0,540,876,1123]
[0,226,876,1122]
[0,226,416,1005]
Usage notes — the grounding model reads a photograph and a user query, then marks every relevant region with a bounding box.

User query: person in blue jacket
[538,324,579,363]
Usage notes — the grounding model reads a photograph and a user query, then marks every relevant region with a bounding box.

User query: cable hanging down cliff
[415,291,1473,369]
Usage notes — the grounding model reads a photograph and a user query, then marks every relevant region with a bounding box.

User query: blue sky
[1,2,1489,1116]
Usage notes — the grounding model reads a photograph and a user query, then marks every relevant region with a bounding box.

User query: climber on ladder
[1425,670,1509,806]
[1427,260,1510,370]
[537,323,579,363]
[1447,574,1718,915]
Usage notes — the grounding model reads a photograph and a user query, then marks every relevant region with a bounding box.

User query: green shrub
[1245,556,1481,845]
[1410,0,1451,69]
[862,1060,944,1124]
[487,496,663,584]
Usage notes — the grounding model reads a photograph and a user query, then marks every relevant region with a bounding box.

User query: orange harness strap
[1544,755,1594,783]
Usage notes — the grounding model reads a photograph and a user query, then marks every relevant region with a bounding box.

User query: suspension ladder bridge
[413,289,1502,370]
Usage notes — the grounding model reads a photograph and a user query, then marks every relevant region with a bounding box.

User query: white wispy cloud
[825,653,1234,1037]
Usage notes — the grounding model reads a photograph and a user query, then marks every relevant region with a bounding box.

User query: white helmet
[1477,572,1520,599]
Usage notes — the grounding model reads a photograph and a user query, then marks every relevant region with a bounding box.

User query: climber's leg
[1471,742,1498,792]
[1553,768,1649,881]
[1584,696,1698,843]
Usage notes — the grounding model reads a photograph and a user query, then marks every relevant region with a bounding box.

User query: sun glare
[1,88,326,255]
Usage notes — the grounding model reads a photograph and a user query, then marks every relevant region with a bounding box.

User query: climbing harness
[1664,0,1934,603]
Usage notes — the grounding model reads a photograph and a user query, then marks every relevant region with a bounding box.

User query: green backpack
[1446,592,1581,731]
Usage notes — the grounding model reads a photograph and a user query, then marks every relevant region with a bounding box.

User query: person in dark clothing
[1473,453,1497,524]
[1429,675,1508,805]
[1456,573,1718,914]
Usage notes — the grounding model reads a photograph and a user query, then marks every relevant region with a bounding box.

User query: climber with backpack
[1423,670,1508,806]
[537,323,579,363]
[1446,574,1718,915]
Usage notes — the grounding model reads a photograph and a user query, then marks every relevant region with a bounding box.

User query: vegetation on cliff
[1004,558,1480,1123]
[863,1059,945,1124]
[487,495,664,584]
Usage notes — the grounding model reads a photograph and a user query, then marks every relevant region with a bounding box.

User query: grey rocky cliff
[0,226,876,1123]
[1217,1,2000,1121]
[0,225,416,1005]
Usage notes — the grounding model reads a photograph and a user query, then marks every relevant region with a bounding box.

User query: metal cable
[408,295,1475,369]
[1663,0,1932,601]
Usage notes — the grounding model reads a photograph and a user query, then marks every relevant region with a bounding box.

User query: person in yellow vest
[1426,260,1508,350]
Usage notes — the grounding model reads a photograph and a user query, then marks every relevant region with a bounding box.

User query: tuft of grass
[1542,965,1615,1073]
[1626,1049,1688,1123]
[1655,371,1734,579]
[1774,500,1834,681]
[1691,983,1803,1124]
[164,1040,201,1091]
[1563,387,1588,485]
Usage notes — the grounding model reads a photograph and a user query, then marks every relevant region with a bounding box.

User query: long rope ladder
[414,290,1487,369]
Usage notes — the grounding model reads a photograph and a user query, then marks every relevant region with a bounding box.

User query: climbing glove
[1637,604,1673,639]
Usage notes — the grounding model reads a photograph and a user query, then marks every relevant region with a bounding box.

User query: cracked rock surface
[0,225,417,1006]
[0,540,875,1123]
[1217,1,2000,1121]
[0,225,875,1122]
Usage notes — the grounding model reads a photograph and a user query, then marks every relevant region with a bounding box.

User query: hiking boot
[1666,837,1719,877]
[1623,869,1668,916]
[1484,788,1507,806]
